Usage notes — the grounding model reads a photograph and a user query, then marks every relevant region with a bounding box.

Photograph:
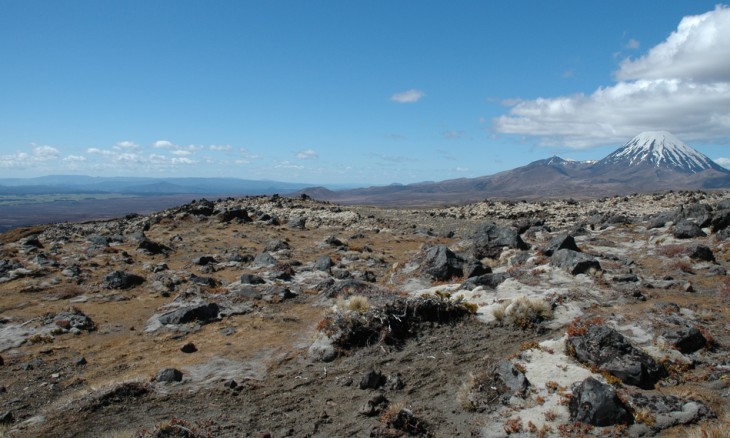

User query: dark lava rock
[567,325,665,389]
[158,303,220,325]
[264,239,290,252]
[360,394,388,417]
[333,269,351,280]
[324,235,344,247]
[495,360,530,397]
[288,217,306,229]
[314,256,333,272]
[254,252,277,267]
[688,245,715,262]
[104,270,145,289]
[626,392,715,430]
[422,244,466,281]
[240,274,265,285]
[612,273,639,283]
[460,272,510,290]
[711,208,730,232]
[193,255,218,266]
[0,259,22,277]
[663,327,707,354]
[180,342,197,353]
[156,368,183,383]
[354,270,377,283]
[673,220,706,239]
[359,370,386,390]
[223,379,238,389]
[218,208,251,223]
[262,285,297,302]
[550,249,601,275]
[569,377,633,426]
[648,212,674,229]
[543,234,580,256]
[75,356,87,366]
[0,411,14,424]
[187,199,215,216]
[0,355,3,366]
[137,238,171,255]
[462,258,491,279]
[472,223,529,259]
[189,274,219,287]
[678,203,713,228]
[51,309,96,332]
[21,235,43,249]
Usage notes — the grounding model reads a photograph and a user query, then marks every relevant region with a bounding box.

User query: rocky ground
[0,191,730,437]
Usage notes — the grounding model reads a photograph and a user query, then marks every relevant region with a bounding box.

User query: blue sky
[1,1,729,185]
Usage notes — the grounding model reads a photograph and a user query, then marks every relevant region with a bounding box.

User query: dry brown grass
[492,296,553,329]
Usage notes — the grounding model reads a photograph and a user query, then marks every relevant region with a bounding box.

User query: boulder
[187,199,215,216]
[104,271,145,289]
[314,256,333,272]
[359,370,386,390]
[678,203,713,228]
[324,235,344,247]
[264,239,290,252]
[567,325,665,389]
[673,220,706,239]
[193,255,217,266]
[308,334,336,362]
[460,272,509,290]
[180,342,197,353]
[550,249,601,275]
[0,411,13,424]
[158,303,220,325]
[663,327,707,354]
[137,238,171,255]
[688,245,715,262]
[627,392,715,430]
[189,274,219,287]
[471,223,529,259]
[710,208,730,232]
[422,244,465,281]
[51,309,96,332]
[494,360,529,397]
[288,217,306,229]
[156,368,183,383]
[542,234,580,256]
[254,252,277,267]
[569,377,633,426]
[240,274,265,285]
[218,208,251,223]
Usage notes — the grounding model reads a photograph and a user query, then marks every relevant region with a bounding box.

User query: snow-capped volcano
[596,131,723,174]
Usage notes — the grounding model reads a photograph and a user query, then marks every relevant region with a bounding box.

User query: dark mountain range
[298,132,730,206]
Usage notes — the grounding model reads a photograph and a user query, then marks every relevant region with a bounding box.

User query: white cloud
[153,140,175,149]
[296,149,319,160]
[33,145,60,159]
[209,145,232,151]
[716,157,730,168]
[171,157,195,164]
[625,38,640,50]
[171,150,192,156]
[275,160,304,169]
[494,5,730,148]
[63,155,86,162]
[391,89,425,103]
[617,6,730,82]
[454,167,469,172]
[113,141,140,151]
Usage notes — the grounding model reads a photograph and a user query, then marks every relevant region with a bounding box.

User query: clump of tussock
[492,296,553,329]
[335,294,371,313]
[318,295,475,349]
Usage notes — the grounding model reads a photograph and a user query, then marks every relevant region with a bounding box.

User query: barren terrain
[1,191,730,437]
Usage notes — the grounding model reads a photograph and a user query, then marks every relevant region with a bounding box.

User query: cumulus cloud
[391,89,425,103]
[63,155,87,162]
[716,157,730,168]
[494,5,730,148]
[209,145,232,151]
[296,149,319,160]
[153,140,175,149]
[0,145,61,169]
[113,141,140,151]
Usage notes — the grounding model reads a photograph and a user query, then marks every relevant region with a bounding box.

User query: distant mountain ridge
[297,131,730,206]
